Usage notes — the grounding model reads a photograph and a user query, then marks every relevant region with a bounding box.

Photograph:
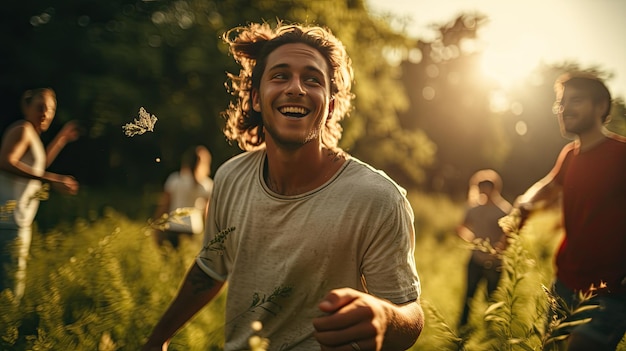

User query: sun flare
[479,34,542,89]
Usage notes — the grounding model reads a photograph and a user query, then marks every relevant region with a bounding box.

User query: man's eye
[272,73,287,80]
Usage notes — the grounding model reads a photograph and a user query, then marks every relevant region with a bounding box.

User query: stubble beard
[561,114,595,136]
[263,119,323,150]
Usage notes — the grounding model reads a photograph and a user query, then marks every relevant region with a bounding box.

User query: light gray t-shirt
[196,150,420,350]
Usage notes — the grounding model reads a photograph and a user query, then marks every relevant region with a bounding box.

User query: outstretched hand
[313,288,389,351]
[58,120,82,143]
[51,175,79,195]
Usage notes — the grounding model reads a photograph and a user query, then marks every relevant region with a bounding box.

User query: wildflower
[147,207,195,231]
[122,107,157,137]
[0,200,17,221]
[28,183,50,205]
[1,184,49,221]
[498,208,522,233]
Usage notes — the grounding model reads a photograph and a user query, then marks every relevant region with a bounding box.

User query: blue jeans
[0,226,32,302]
[550,279,626,350]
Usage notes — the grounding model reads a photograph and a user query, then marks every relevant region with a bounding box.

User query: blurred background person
[514,72,626,351]
[457,169,512,330]
[0,87,80,302]
[152,145,213,249]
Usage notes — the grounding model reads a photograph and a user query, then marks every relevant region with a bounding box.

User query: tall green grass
[1,191,624,350]
[1,208,225,350]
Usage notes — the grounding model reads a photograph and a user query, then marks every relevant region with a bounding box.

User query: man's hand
[313,288,390,351]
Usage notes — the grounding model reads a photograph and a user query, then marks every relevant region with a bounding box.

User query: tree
[397,14,507,195]
[1,0,434,193]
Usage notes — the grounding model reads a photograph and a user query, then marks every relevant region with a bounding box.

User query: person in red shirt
[514,72,626,351]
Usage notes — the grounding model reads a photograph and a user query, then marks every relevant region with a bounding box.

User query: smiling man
[143,22,424,351]
[514,72,626,351]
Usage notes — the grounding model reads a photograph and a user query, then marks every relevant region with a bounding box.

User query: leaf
[571,304,600,315]
[484,315,508,323]
[552,317,592,330]
[545,334,570,344]
[508,339,535,351]
[122,107,158,137]
[484,301,505,315]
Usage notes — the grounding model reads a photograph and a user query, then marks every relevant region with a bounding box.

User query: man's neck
[576,127,607,152]
[263,142,345,196]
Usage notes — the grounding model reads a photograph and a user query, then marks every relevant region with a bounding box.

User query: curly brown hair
[222,21,354,152]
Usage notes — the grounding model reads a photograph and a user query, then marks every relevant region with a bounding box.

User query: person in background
[514,72,626,351]
[0,87,80,302]
[143,21,424,351]
[456,169,511,330]
[152,145,213,249]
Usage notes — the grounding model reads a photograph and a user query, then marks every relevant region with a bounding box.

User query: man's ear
[327,97,335,119]
[252,88,261,112]
[595,99,610,122]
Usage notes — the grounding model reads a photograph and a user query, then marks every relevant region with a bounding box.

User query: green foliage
[471,229,546,350]
[2,191,625,350]
[1,0,433,191]
[408,198,626,351]
[0,209,225,350]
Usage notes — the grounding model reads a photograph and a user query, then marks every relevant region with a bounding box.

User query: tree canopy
[1,0,624,200]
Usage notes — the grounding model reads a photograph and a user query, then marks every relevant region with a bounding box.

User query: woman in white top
[0,88,79,302]
[152,145,213,249]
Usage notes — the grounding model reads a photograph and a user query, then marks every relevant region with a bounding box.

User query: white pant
[0,225,32,302]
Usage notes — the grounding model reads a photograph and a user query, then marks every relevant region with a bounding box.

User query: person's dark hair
[222,21,354,152]
[181,146,200,171]
[554,72,612,123]
[21,88,56,115]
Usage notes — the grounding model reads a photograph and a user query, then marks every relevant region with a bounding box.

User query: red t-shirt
[553,135,626,294]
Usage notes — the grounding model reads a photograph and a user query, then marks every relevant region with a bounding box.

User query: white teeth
[279,106,308,115]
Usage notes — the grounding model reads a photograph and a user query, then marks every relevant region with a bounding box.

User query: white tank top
[0,121,46,228]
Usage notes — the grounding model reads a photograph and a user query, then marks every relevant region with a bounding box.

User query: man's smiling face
[252,43,333,149]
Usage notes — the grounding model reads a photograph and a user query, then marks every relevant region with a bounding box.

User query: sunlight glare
[515,120,528,136]
[382,46,404,66]
[488,90,509,113]
[510,102,523,116]
[422,86,436,100]
[407,48,423,64]
[479,34,541,89]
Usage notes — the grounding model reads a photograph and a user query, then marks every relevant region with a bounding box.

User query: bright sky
[366,0,626,100]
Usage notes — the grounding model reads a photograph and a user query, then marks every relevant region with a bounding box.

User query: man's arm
[515,143,572,214]
[514,173,562,228]
[515,174,561,209]
[142,262,225,351]
[313,288,424,351]
[511,143,571,228]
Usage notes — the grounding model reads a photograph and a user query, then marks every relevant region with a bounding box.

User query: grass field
[1,189,624,350]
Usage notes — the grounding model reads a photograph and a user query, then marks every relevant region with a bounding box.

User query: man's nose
[285,78,305,96]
